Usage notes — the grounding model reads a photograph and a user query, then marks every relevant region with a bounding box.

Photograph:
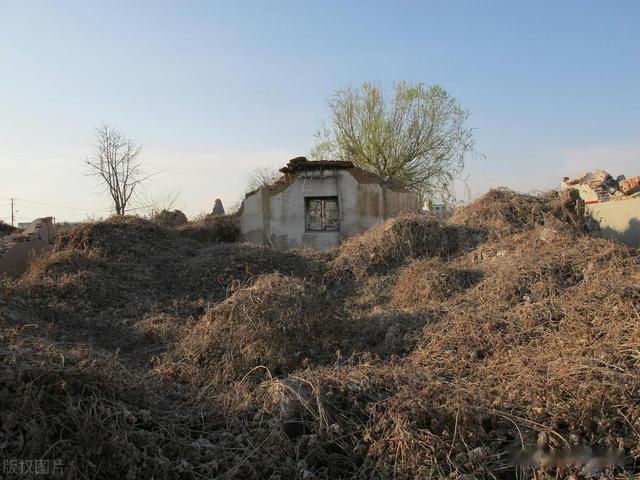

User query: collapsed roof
[562,169,640,202]
[278,156,354,174]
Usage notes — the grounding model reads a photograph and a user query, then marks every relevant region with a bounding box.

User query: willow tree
[310,82,475,202]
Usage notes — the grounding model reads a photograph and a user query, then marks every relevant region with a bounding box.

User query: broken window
[305,197,339,231]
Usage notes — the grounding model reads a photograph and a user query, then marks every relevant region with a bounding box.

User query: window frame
[304,196,340,232]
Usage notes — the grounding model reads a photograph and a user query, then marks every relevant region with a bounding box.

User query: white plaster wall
[238,189,264,244]
[239,168,419,249]
[587,197,640,247]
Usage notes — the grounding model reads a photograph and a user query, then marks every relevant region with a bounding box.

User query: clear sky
[1,0,638,223]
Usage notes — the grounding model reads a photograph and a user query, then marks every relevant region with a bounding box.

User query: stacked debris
[0,218,54,277]
[621,175,640,196]
[562,169,640,201]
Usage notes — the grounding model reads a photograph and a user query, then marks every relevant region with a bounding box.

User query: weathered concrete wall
[238,168,419,249]
[0,217,54,277]
[239,189,266,245]
[587,198,640,247]
[563,182,640,248]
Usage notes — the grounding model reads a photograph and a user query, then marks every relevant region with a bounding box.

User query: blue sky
[1,0,638,222]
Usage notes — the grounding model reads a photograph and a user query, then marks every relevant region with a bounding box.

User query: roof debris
[278,156,354,174]
[562,169,640,202]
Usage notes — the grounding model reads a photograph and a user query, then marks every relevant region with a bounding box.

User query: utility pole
[10,197,15,227]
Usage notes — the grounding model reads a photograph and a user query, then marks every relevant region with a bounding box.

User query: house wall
[562,183,640,248]
[587,197,640,247]
[238,168,419,249]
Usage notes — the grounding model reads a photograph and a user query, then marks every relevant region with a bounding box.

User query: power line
[2,197,154,222]
[13,197,112,212]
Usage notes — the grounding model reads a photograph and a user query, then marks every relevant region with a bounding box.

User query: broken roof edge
[242,156,414,201]
[279,156,413,191]
[278,156,354,174]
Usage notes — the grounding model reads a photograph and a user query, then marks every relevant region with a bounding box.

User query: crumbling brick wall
[0,217,54,277]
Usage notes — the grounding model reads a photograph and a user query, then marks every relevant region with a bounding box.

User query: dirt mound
[248,228,640,479]
[449,188,563,238]
[151,209,188,227]
[330,215,468,280]
[466,225,591,306]
[374,230,640,477]
[0,345,205,479]
[174,242,323,302]
[391,258,482,308]
[177,214,239,243]
[54,215,188,259]
[163,273,342,385]
[3,188,640,479]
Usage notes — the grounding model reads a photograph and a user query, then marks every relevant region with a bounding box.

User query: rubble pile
[563,169,640,201]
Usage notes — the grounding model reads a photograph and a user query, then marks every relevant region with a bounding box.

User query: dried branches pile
[53,215,188,259]
[177,214,240,243]
[449,188,564,238]
[329,216,463,279]
[377,226,640,477]
[1,189,638,479]
[161,273,343,385]
[391,258,482,307]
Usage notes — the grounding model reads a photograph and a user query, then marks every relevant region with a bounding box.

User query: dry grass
[449,188,564,239]
[0,192,638,479]
[329,215,468,280]
[177,214,240,243]
[160,273,343,385]
[151,209,188,227]
[376,227,640,477]
[391,258,483,308]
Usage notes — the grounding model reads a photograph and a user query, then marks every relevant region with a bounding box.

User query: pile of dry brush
[0,188,638,479]
[0,220,16,237]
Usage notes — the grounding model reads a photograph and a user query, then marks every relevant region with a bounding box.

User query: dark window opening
[305,197,339,231]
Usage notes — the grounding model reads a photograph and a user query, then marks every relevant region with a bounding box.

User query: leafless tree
[135,188,180,219]
[86,124,150,215]
[245,165,280,194]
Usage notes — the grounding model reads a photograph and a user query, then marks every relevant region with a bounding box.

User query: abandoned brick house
[238,157,419,249]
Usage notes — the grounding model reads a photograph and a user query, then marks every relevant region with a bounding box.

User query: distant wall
[239,168,419,250]
[0,217,54,277]
[587,198,640,248]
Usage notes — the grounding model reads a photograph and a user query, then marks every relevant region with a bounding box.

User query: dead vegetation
[162,273,343,385]
[328,215,474,280]
[177,213,240,243]
[449,187,564,238]
[151,208,189,227]
[0,220,16,237]
[391,258,482,307]
[1,189,638,479]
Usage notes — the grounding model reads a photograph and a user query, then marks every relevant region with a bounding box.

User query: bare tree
[135,188,180,219]
[86,124,150,215]
[245,165,280,194]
